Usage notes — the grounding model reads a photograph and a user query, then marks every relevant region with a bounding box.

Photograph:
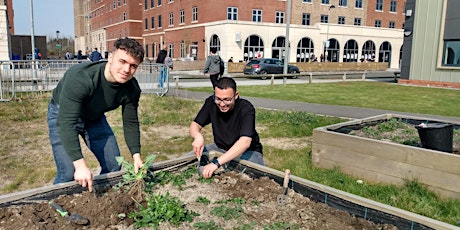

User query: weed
[264,221,300,230]
[193,220,223,230]
[210,205,244,220]
[129,192,199,228]
[196,196,211,205]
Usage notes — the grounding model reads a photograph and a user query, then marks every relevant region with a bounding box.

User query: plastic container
[415,123,453,153]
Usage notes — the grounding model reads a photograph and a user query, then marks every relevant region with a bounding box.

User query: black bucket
[415,123,453,153]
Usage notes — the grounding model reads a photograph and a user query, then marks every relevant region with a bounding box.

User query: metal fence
[0,60,168,102]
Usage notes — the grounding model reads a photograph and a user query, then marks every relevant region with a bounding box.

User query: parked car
[243,58,300,79]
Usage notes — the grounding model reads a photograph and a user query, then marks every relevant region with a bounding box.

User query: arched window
[343,39,358,62]
[361,40,376,62]
[378,41,392,67]
[244,35,264,61]
[271,36,285,60]
[296,37,315,62]
[210,34,221,53]
[324,38,340,62]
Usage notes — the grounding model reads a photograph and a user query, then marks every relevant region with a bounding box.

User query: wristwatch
[211,157,221,167]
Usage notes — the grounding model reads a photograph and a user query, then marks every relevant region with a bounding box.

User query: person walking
[188,77,264,178]
[88,47,103,62]
[203,47,223,88]
[47,38,145,192]
[156,49,168,88]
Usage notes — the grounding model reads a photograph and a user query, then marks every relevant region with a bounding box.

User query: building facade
[77,0,406,69]
[400,0,460,86]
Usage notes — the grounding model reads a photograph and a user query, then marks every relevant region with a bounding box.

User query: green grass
[188,81,460,117]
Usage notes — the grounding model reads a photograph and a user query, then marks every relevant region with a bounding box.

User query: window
[123,12,126,20]
[151,17,155,29]
[389,21,395,28]
[158,15,162,28]
[144,0,148,10]
[303,0,312,3]
[390,0,397,12]
[192,6,198,21]
[144,18,148,29]
[158,0,162,6]
[339,0,347,7]
[118,0,121,6]
[113,0,116,9]
[151,0,154,8]
[168,44,174,58]
[354,18,361,26]
[338,16,345,24]
[124,0,126,5]
[442,40,460,66]
[180,41,185,58]
[252,9,262,22]
[296,37,315,62]
[376,0,383,11]
[227,7,238,20]
[302,13,311,25]
[355,0,362,8]
[275,11,284,24]
[322,0,330,4]
[320,14,328,23]
[169,12,174,26]
[180,9,185,24]
[375,20,381,27]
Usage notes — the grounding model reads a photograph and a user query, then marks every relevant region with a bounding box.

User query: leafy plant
[193,220,223,230]
[196,196,211,205]
[264,221,300,230]
[114,154,157,199]
[129,192,199,228]
[210,205,244,220]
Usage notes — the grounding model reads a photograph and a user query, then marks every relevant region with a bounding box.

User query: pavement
[165,74,460,124]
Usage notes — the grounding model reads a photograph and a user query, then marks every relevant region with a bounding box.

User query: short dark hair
[113,37,145,62]
[210,47,217,54]
[215,77,237,92]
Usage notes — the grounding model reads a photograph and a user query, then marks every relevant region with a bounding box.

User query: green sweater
[52,61,141,161]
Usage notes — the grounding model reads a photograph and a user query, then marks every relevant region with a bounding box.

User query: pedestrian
[156,49,168,88]
[47,37,145,192]
[88,47,103,62]
[188,77,264,178]
[203,47,223,88]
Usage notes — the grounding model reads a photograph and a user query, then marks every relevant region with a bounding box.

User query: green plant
[193,220,223,230]
[210,205,244,220]
[264,222,300,230]
[114,154,157,199]
[196,196,211,205]
[129,192,199,228]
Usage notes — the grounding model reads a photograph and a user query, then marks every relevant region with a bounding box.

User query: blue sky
[13,0,74,38]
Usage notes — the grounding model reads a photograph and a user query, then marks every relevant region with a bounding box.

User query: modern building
[399,0,460,87]
[77,0,406,69]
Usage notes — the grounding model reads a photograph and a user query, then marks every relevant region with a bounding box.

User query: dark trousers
[210,73,220,88]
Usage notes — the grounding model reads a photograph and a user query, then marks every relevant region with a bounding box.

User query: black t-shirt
[194,96,263,154]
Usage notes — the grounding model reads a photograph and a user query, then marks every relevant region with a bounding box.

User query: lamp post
[324,5,335,62]
[56,30,61,59]
[282,0,292,74]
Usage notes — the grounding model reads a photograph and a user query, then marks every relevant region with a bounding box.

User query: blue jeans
[47,100,121,184]
[159,67,167,88]
[185,143,265,166]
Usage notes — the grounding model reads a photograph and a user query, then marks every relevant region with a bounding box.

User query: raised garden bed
[0,153,456,229]
[312,113,460,200]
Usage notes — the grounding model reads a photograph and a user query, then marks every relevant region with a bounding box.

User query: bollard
[270,75,275,85]
[174,76,179,89]
[309,73,312,84]
[283,77,287,85]
[343,72,347,81]
[362,70,367,80]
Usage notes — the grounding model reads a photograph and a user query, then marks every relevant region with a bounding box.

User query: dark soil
[0,170,398,230]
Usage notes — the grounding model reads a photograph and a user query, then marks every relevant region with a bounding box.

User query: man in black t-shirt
[189,77,264,178]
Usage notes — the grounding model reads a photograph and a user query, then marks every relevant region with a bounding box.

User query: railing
[0,60,168,102]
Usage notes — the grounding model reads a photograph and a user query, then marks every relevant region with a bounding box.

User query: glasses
[214,95,235,105]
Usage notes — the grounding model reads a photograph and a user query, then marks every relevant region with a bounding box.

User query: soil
[0,170,398,230]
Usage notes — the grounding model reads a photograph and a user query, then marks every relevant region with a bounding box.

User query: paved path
[167,88,460,124]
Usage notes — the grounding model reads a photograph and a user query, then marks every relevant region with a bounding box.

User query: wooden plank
[313,128,460,175]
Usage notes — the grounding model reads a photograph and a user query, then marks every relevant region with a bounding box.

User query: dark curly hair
[113,37,144,62]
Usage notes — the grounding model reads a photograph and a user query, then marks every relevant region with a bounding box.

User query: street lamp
[56,30,61,58]
[324,5,335,62]
[282,0,292,74]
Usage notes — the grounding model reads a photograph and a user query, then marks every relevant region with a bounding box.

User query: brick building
[77,0,406,69]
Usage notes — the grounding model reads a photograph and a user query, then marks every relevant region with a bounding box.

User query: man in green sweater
[47,38,145,192]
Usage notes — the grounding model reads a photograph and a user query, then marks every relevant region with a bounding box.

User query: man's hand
[202,163,219,179]
[191,134,205,158]
[73,159,93,192]
[132,153,144,174]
